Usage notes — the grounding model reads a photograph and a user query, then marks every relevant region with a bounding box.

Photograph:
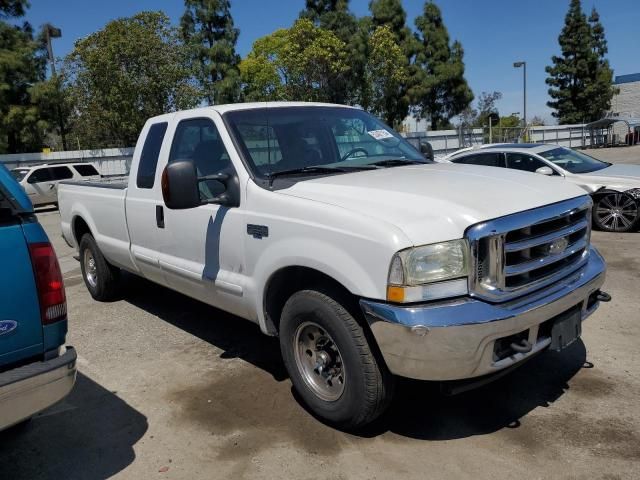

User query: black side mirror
[162,160,201,209]
[419,141,434,161]
[162,159,240,210]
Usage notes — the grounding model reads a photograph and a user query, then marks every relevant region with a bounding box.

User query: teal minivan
[0,163,76,431]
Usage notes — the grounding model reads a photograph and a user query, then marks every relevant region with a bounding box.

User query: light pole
[44,24,67,151]
[513,61,527,132]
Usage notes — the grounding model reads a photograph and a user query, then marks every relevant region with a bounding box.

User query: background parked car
[440,143,640,232]
[11,163,101,207]
[0,163,76,432]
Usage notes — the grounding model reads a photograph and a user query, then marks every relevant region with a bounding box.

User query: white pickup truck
[59,102,609,428]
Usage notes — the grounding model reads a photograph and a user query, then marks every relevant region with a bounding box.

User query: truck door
[125,121,171,286]
[155,114,248,318]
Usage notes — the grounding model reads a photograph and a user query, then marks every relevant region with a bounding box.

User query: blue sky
[20,0,640,124]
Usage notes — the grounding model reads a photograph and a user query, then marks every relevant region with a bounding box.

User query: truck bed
[58,178,137,272]
[60,175,129,190]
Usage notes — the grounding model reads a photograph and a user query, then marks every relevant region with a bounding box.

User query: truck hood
[579,164,640,189]
[278,163,587,245]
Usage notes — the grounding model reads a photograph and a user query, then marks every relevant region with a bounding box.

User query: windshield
[11,169,29,182]
[539,147,610,174]
[224,106,428,178]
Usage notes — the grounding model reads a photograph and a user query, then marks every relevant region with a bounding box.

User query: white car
[441,143,640,232]
[11,163,101,207]
[58,103,608,428]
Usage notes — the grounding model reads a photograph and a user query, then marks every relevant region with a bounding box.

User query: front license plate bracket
[550,308,582,352]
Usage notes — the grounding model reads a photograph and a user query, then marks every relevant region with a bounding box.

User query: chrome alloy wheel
[84,248,98,288]
[596,193,639,231]
[293,321,346,401]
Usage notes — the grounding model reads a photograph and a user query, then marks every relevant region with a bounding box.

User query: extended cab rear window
[137,122,168,189]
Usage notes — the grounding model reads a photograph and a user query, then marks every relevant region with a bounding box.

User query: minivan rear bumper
[0,346,77,431]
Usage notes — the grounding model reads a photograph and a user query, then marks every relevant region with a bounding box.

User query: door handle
[156,205,165,228]
[48,184,55,190]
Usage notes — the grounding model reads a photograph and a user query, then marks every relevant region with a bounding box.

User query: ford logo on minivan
[0,320,18,336]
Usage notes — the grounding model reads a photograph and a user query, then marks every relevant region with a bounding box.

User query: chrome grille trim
[466,196,593,302]
[504,236,588,276]
[504,219,589,252]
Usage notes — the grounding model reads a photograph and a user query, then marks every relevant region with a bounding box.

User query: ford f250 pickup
[59,102,609,428]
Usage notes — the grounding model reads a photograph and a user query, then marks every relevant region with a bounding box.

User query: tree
[299,0,361,103]
[0,4,49,153]
[457,91,502,128]
[530,115,546,126]
[365,0,413,123]
[410,1,473,129]
[29,72,72,150]
[586,7,616,119]
[364,26,408,125]
[181,0,240,105]
[545,0,616,123]
[0,0,28,17]
[65,11,200,149]
[369,0,411,47]
[239,19,349,103]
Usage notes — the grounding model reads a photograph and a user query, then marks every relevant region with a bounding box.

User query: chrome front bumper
[0,347,77,431]
[360,247,606,381]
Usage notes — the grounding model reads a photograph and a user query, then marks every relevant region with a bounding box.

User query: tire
[279,289,394,428]
[79,233,121,301]
[592,192,640,232]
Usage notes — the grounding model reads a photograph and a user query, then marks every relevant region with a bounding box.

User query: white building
[611,73,640,117]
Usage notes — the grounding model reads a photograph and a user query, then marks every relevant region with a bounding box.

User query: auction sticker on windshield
[368,129,395,140]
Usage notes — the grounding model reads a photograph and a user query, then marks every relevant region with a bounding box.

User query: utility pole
[513,61,527,138]
[44,24,67,150]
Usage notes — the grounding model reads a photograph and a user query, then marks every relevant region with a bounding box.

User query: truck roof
[146,102,360,123]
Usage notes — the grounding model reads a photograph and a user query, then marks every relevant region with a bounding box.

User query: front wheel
[279,289,394,428]
[593,192,640,232]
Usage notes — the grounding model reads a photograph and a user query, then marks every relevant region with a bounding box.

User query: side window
[455,153,504,167]
[169,118,232,201]
[27,168,53,184]
[137,122,168,189]
[506,153,549,173]
[235,124,283,168]
[50,166,73,180]
[73,164,99,176]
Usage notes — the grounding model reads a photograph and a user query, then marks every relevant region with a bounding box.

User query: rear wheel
[279,289,394,428]
[593,192,640,232]
[79,234,120,301]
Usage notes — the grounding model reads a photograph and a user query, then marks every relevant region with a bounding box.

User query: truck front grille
[467,196,592,302]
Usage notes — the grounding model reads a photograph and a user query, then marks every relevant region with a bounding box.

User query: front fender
[249,236,391,334]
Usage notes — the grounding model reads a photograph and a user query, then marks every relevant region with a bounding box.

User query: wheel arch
[262,265,361,336]
[71,215,93,246]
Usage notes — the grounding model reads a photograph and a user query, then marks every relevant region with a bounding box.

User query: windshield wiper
[265,166,349,185]
[368,159,426,167]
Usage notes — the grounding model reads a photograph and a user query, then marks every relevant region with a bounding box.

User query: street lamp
[44,23,62,75]
[43,24,67,151]
[513,61,527,130]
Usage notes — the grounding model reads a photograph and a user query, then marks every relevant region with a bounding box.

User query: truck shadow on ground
[120,273,589,444]
[365,341,587,440]
[0,372,147,480]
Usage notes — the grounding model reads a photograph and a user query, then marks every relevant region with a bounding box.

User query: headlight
[387,239,469,303]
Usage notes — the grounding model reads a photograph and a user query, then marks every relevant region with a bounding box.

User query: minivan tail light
[28,242,67,324]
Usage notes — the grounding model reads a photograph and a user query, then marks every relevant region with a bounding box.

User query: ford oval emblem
[548,237,569,256]
[0,320,18,336]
